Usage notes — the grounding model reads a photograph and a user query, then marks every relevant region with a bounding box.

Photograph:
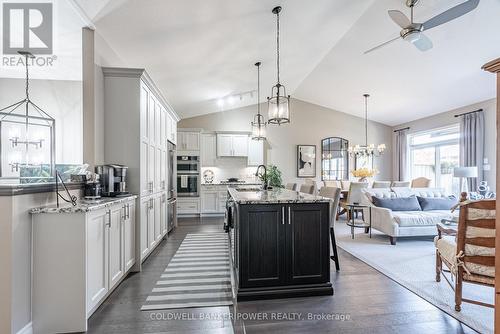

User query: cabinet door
[286,204,330,285]
[148,144,155,192]
[239,204,286,287]
[169,115,177,144]
[160,193,168,236]
[160,149,167,191]
[148,198,156,248]
[201,191,218,213]
[140,84,149,143]
[160,106,166,148]
[109,206,124,289]
[201,134,217,167]
[124,202,136,271]
[86,209,109,312]
[232,135,248,156]
[247,137,264,166]
[217,134,233,156]
[148,95,156,146]
[185,132,200,150]
[155,146,162,193]
[155,100,162,147]
[177,132,186,150]
[154,195,162,242]
[140,140,149,197]
[140,198,149,260]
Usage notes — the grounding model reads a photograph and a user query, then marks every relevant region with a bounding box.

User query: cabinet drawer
[177,199,200,213]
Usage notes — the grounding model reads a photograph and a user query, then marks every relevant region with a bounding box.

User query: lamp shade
[453,166,478,178]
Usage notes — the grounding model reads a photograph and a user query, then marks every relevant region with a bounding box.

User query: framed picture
[297,145,316,178]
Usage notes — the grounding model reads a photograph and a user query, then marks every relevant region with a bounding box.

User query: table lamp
[453,166,478,193]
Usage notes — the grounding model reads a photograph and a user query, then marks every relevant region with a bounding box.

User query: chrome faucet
[255,165,268,190]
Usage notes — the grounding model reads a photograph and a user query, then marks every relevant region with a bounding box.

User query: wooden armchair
[435,199,496,311]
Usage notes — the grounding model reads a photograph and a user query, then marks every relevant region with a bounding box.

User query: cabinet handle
[281,206,285,225]
[106,210,111,228]
[127,203,130,219]
[288,207,291,225]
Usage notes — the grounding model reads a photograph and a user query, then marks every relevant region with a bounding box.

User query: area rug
[334,221,494,334]
[141,233,233,310]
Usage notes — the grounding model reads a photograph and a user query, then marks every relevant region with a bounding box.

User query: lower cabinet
[32,197,137,334]
[140,191,168,262]
[177,197,201,215]
[235,202,331,300]
[200,185,228,215]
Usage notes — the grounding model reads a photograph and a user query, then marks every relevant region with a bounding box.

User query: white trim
[16,322,32,334]
[67,0,96,30]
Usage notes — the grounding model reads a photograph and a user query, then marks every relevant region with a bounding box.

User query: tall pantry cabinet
[103,68,179,270]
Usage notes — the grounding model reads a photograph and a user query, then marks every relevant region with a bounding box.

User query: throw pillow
[417,196,457,211]
[372,195,421,211]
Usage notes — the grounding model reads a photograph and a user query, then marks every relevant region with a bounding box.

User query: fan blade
[388,10,410,28]
[364,36,401,54]
[423,0,480,31]
[412,33,433,51]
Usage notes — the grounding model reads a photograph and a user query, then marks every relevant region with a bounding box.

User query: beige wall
[393,98,496,188]
[179,98,393,184]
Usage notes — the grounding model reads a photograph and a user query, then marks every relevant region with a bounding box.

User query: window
[321,137,349,180]
[408,125,460,194]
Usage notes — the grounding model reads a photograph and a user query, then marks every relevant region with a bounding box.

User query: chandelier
[251,62,266,140]
[348,94,386,157]
[267,6,290,125]
[0,51,55,177]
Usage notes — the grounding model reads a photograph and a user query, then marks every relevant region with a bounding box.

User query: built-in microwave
[177,155,199,174]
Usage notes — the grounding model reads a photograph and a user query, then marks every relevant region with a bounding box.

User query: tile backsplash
[201,157,259,183]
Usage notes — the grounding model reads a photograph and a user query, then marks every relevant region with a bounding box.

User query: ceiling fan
[365,0,480,54]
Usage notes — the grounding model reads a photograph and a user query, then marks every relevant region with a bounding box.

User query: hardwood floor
[87,217,477,334]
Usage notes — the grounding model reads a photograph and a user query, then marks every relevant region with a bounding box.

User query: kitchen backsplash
[201,157,259,183]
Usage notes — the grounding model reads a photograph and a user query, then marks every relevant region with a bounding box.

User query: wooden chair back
[299,184,315,195]
[411,177,431,188]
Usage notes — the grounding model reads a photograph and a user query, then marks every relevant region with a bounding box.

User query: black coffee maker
[95,164,129,197]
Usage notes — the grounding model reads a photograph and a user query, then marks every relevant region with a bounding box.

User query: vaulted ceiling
[76,0,500,125]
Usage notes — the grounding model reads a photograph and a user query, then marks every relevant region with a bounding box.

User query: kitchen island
[227,187,333,301]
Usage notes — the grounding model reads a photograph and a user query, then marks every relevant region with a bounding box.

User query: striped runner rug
[141,232,233,310]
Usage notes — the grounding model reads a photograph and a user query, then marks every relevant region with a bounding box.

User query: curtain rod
[394,127,410,133]
[454,108,483,118]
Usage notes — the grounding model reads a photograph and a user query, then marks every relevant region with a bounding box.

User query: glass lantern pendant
[251,62,266,140]
[267,6,290,125]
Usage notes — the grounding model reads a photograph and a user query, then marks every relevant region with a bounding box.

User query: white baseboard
[16,322,32,334]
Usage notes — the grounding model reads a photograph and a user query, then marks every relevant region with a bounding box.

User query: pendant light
[348,94,386,157]
[267,6,290,125]
[251,62,266,140]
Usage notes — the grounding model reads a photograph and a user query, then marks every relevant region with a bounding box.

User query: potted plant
[257,165,283,188]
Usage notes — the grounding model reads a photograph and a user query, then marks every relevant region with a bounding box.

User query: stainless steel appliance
[167,141,177,232]
[176,155,200,197]
[95,164,130,197]
[84,174,102,200]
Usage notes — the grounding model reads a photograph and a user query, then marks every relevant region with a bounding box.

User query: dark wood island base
[227,188,333,301]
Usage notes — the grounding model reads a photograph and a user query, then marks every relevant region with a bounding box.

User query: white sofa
[361,188,458,245]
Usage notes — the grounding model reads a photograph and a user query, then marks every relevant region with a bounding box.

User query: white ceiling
[78,0,500,125]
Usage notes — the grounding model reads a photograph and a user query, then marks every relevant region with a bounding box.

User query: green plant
[259,165,283,188]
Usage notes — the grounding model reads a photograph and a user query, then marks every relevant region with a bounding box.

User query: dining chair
[324,180,342,188]
[304,178,318,194]
[435,199,496,311]
[285,183,297,191]
[319,186,341,271]
[411,177,431,188]
[372,181,391,188]
[299,184,315,194]
[340,180,351,191]
[339,182,369,220]
[391,181,411,188]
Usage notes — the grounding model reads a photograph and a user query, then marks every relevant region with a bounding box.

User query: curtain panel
[459,111,485,191]
[394,129,408,181]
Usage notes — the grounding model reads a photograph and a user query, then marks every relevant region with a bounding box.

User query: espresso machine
[95,164,129,197]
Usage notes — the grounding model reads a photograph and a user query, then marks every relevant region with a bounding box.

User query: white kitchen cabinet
[201,190,218,213]
[108,205,124,290]
[216,133,249,157]
[177,198,201,214]
[160,193,168,236]
[178,131,200,151]
[103,67,179,268]
[86,209,109,314]
[154,194,162,243]
[201,133,217,167]
[124,202,136,271]
[32,197,137,334]
[247,137,265,166]
[148,197,156,249]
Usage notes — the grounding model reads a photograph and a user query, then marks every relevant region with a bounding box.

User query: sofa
[360,187,459,245]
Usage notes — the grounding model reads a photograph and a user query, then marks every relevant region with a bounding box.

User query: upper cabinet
[247,138,264,166]
[167,113,177,145]
[201,133,217,167]
[217,134,248,157]
[177,131,200,151]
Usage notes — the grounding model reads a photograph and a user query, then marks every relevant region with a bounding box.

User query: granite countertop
[0,182,84,196]
[201,182,262,186]
[228,187,331,204]
[30,195,138,214]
